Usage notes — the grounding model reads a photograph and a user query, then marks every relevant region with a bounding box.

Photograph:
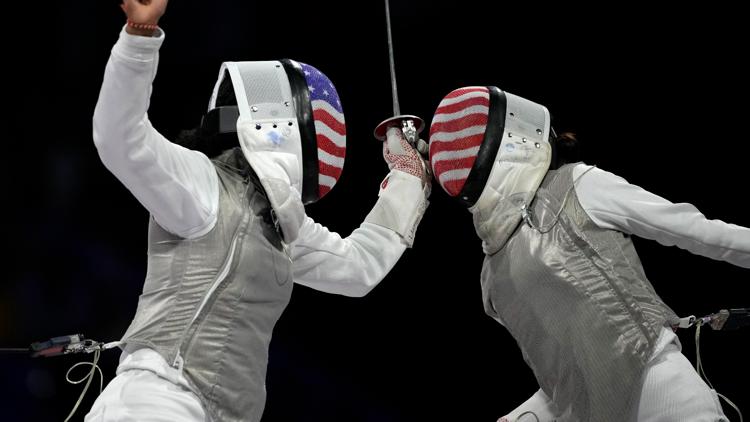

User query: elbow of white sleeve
[92,120,123,173]
[92,105,146,168]
[92,106,106,149]
[92,101,123,155]
[92,113,117,171]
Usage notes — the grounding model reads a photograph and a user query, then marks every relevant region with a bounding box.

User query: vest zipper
[172,207,249,367]
[172,176,256,368]
[170,235,236,368]
[189,234,240,327]
[172,229,241,368]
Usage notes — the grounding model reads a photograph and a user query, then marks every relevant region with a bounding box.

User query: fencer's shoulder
[571,163,629,186]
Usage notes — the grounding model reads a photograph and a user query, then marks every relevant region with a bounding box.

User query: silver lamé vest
[480,164,680,421]
[120,149,294,422]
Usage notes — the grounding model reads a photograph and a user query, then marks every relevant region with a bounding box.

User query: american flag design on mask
[299,63,346,198]
[429,87,490,197]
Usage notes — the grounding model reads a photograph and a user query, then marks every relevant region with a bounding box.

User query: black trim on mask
[201,106,240,135]
[457,86,507,207]
[548,126,559,170]
[198,106,241,155]
[280,59,319,204]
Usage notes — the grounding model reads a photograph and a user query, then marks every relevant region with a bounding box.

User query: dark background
[2,1,748,421]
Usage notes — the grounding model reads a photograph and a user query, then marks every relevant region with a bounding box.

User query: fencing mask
[429,86,551,253]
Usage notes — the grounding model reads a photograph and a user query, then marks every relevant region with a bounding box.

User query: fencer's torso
[480,164,679,421]
[121,150,293,422]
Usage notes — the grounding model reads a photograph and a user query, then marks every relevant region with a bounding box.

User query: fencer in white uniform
[428,86,747,421]
[85,1,431,421]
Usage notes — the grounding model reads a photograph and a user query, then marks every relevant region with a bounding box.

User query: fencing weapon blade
[373,0,425,148]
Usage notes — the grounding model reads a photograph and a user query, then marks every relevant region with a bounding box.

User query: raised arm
[93,0,219,239]
[573,164,750,268]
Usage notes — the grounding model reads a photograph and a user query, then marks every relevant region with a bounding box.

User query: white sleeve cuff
[364,170,429,247]
[112,25,165,62]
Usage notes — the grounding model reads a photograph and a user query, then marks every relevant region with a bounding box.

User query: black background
[1,1,748,421]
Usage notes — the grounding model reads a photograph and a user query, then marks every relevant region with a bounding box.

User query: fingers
[423,157,433,179]
[416,138,429,157]
[385,127,408,156]
[121,0,139,15]
[121,0,163,14]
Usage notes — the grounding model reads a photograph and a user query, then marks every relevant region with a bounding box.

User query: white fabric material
[469,94,552,255]
[365,127,431,242]
[501,328,728,421]
[242,147,306,243]
[93,27,219,239]
[227,61,305,243]
[636,336,728,421]
[364,170,429,248]
[572,164,750,268]
[293,217,407,296]
[85,350,206,422]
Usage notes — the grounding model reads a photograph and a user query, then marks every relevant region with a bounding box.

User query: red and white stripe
[312,99,346,197]
[429,87,490,196]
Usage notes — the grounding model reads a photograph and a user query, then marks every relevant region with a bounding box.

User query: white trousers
[84,349,207,422]
[84,369,206,422]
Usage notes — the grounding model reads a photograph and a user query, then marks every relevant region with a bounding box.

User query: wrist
[365,170,430,247]
[125,20,159,37]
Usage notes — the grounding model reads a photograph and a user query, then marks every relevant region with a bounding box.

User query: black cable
[0,347,29,354]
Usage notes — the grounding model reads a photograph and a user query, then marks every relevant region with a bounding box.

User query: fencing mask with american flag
[207,59,346,205]
[429,86,552,253]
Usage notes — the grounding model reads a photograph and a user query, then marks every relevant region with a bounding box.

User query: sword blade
[385,0,400,116]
